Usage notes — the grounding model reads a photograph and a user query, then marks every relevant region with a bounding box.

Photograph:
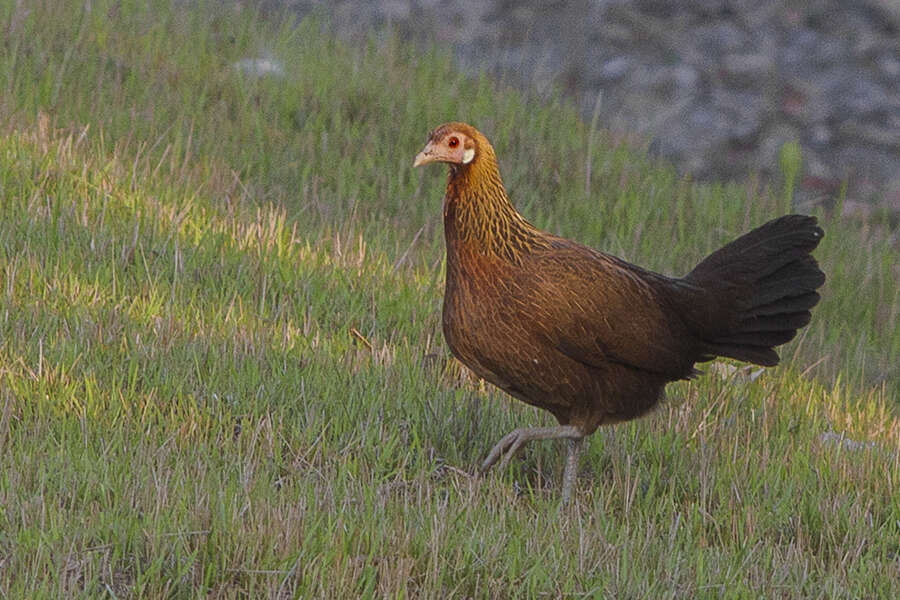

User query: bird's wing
[525,242,703,380]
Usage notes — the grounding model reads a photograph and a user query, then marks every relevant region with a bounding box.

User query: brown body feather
[415,122,824,498]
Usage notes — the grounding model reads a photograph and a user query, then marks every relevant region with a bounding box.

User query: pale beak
[413,142,436,168]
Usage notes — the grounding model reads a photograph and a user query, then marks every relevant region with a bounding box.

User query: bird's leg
[561,437,584,504]
[481,424,584,473]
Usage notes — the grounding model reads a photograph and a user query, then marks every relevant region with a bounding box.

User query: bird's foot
[480,428,533,473]
[480,425,584,473]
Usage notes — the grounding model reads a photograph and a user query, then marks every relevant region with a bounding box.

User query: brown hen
[414,122,825,502]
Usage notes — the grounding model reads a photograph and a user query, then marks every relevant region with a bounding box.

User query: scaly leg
[481,425,585,499]
[561,437,584,504]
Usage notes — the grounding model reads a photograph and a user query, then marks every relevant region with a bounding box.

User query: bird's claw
[480,428,530,473]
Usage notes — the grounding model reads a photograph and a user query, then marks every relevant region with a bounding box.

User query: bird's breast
[442,251,553,386]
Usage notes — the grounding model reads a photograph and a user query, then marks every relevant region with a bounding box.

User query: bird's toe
[481,429,523,472]
[497,431,528,470]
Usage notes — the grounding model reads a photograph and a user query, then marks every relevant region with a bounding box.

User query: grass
[0,0,898,597]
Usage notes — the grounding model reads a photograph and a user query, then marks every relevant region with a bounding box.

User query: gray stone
[672,64,701,91]
[712,88,768,143]
[821,71,895,117]
[810,122,833,146]
[693,21,750,55]
[598,56,634,81]
[778,27,849,73]
[232,56,285,78]
[876,52,900,80]
[721,52,776,84]
[820,431,877,451]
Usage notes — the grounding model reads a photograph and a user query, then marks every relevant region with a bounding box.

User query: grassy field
[0,0,898,597]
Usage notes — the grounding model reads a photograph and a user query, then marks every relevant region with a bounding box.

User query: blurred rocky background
[256,0,900,216]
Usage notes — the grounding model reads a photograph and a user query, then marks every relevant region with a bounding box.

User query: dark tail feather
[701,344,779,367]
[685,215,825,366]
[749,257,824,306]
[746,292,820,317]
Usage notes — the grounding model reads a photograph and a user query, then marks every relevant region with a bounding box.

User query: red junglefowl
[413,122,825,503]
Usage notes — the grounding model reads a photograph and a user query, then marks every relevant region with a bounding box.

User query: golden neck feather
[443,144,549,264]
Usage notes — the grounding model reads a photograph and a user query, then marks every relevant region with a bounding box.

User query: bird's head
[413,122,483,170]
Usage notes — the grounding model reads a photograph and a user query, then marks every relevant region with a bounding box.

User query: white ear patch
[462,148,475,164]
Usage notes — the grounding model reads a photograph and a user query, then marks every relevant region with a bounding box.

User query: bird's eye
[448,137,459,148]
